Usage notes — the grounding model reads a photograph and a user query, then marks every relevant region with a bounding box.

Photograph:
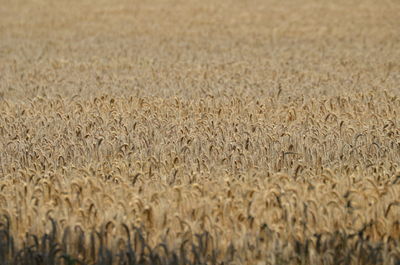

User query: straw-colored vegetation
[1,0,400,264]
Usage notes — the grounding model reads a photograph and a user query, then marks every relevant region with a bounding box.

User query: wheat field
[1,0,400,264]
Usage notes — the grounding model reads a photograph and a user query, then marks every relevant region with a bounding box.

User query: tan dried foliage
[1,0,400,264]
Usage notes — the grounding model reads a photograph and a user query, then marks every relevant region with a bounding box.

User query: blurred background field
[1,0,399,100]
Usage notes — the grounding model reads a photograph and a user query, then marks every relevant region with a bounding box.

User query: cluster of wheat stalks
[1,93,400,264]
[1,0,400,264]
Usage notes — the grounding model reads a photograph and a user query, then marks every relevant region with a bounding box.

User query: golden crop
[1,0,400,264]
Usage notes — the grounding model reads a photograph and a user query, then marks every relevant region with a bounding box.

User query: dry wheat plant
[1,0,400,264]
